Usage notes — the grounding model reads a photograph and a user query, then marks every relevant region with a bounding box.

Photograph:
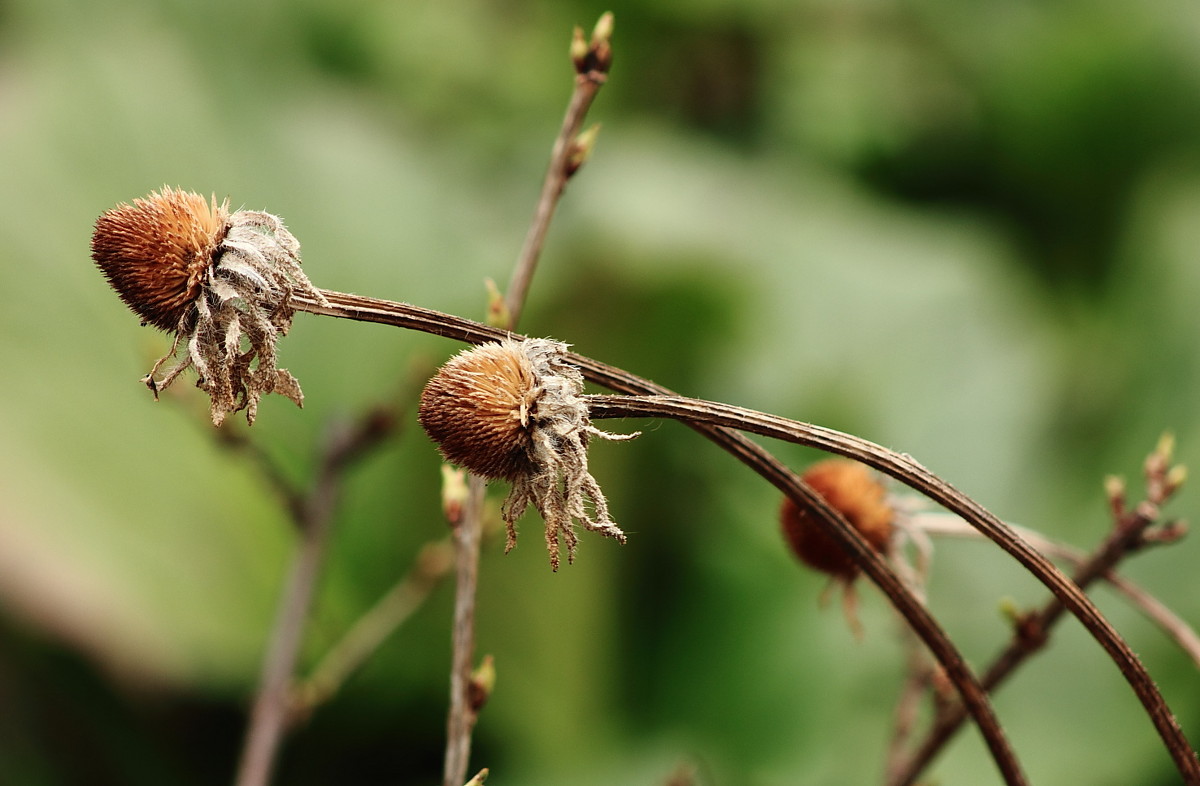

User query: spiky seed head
[418,340,538,481]
[91,188,329,425]
[91,187,229,330]
[418,338,636,570]
[781,458,894,581]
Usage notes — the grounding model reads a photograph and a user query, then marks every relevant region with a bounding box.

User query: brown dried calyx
[91,187,329,425]
[419,339,638,570]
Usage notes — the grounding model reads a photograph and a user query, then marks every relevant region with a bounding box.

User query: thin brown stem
[1106,573,1200,670]
[443,476,487,786]
[885,634,936,784]
[215,429,305,525]
[295,292,1027,785]
[292,540,453,717]
[891,497,1190,783]
[293,290,1200,783]
[505,16,611,325]
[907,513,1200,668]
[443,18,613,785]
[506,74,606,324]
[582,393,1200,784]
[234,411,394,786]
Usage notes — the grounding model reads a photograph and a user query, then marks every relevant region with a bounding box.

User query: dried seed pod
[419,341,540,481]
[419,339,637,570]
[91,187,329,425]
[92,188,228,331]
[781,458,894,582]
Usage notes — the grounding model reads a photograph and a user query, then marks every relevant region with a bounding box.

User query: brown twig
[214,429,306,525]
[443,474,487,786]
[292,289,1200,782]
[504,12,612,326]
[887,442,1194,785]
[903,512,1200,668]
[579,394,1200,784]
[443,18,615,785]
[1107,572,1200,669]
[295,291,1027,785]
[884,634,936,784]
[290,540,454,719]
[233,408,395,786]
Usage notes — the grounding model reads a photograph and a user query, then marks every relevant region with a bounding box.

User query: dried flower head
[781,458,894,582]
[418,339,637,570]
[91,187,329,425]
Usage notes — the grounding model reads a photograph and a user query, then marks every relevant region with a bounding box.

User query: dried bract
[91,187,329,425]
[419,339,637,570]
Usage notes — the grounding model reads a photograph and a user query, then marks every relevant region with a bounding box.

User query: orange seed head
[781,458,894,580]
[91,187,229,330]
[420,338,635,570]
[418,341,539,481]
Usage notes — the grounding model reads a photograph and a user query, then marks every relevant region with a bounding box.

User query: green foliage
[2,0,1199,783]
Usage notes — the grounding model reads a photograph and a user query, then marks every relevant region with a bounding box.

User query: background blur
[2,0,1200,783]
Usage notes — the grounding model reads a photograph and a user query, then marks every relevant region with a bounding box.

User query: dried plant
[86,14,1200,786]
[780,458,896,635]
[91,187,328,425]
[419,339,637,570]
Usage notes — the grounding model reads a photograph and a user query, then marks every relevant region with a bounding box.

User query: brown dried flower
[91,187,329,425]
[418,339,637,570]
[781,458,894,582]
[781,458,895,637]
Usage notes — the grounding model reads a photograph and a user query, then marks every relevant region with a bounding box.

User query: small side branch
[233,408,395,786]
[888,441,1193,785]
[291,540,454,717]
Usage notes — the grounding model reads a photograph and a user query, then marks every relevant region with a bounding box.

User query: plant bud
[468,654,496,713]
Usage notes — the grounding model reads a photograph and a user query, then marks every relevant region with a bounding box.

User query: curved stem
[291,292,1196,783]
[583,393,1200,783]
[296,291,1027,785]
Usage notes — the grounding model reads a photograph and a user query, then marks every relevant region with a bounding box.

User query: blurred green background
[2,0,1200,783]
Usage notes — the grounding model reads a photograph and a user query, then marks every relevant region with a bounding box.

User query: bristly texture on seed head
[418,341,539,481]
[781,458,894,581]
[92,187,229,331]
[418,338,639,570]
[91,187,330,426]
